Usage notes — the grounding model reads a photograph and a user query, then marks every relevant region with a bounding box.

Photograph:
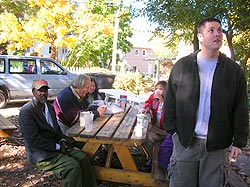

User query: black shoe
[140,163,152,173]
[111,152,122,169]
[91,147,107,166]
[145,159,152,167]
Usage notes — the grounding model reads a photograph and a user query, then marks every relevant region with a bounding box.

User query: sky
[125,0,154,32]
[124,0,156,48]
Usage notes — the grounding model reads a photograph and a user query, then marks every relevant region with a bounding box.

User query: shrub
[112,71,154,95]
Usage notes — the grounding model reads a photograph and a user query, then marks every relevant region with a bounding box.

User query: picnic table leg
[113,144,137,171]
[105,145,114,168]
[82,141,101,159]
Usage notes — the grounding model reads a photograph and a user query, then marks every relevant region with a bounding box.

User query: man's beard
[38,96,47,104]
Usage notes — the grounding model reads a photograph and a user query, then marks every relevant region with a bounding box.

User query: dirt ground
[0,110,250,187]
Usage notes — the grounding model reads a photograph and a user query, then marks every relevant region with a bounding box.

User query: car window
[40,60,64,75]
[0,59,4,73]
[9,59,37,74]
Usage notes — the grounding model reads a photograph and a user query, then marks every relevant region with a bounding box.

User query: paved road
[0,102,26,117]
[0,100,54,117]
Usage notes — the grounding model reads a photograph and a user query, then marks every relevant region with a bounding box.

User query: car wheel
[0,90,8,109]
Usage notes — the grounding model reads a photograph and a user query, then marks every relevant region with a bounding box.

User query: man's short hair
[197,17,221,33]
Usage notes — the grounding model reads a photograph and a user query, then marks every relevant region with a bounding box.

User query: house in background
[26,42,69,61]
[123,46,155,76]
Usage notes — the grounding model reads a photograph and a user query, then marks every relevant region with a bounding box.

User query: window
[142,50,146,56]
[133,66,136,72]
[9,59,36,74]
[134,49,139,56]
[40,60,64,74]
[0,59,5,73]
[63,47,68,54]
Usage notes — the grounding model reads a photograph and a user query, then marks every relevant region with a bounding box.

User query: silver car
[0,55,76,108]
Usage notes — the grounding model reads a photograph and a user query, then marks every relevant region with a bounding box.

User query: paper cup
[135,125,142,137]
[80,112,94,132]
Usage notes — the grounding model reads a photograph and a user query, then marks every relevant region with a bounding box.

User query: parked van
[0,55,76,108]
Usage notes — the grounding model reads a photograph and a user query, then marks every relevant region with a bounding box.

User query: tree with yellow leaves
[24,0,79,60]
[0,0,79,58]
[0,0,132,68]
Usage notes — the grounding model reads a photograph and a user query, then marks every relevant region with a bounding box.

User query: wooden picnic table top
[0,113,17,138]
[66,105,165,187]
[67,105,148,144]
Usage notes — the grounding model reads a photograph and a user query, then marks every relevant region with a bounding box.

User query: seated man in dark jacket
[19,79,96,187]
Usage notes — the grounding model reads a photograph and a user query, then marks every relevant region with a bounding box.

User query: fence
[64,67,111,75]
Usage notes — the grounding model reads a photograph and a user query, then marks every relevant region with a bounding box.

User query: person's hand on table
[138,106,150,114]
[97,105,107,116]
[138,108,146,113]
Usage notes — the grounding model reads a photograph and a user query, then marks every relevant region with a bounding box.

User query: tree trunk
[50,43,58,61]
[0,43,8,55]
[225,31,235,61]
[193,29,199,52]
[242,48,250,74]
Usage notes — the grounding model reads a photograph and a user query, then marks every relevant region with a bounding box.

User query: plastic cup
[136,114,144,127]
[119,95,127,111]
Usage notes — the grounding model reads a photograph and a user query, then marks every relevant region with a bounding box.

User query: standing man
[53,74,107,134]
[163,17,249,187]
[19,79,96,187]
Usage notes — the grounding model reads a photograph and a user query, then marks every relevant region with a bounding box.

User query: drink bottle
[153,98,159,109]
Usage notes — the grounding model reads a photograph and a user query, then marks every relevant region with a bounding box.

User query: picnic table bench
[151,140,169,184]
[0,113,17,138]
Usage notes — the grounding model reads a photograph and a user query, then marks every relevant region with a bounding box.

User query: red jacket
[144,93,164,129]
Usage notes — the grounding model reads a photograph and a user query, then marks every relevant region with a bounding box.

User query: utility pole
[111,0,121,74]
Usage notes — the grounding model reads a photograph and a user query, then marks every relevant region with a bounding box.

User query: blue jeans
[168,134,228,187]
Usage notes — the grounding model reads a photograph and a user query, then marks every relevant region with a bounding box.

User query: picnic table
[0,113,17,138]
[66,105,166,186]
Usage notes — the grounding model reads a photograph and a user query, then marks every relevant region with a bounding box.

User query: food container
[119,95,127,111]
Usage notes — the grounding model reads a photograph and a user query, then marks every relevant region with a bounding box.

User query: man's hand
[59,139,72,155]
[230,146,242,162]
[97,105,107,116]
